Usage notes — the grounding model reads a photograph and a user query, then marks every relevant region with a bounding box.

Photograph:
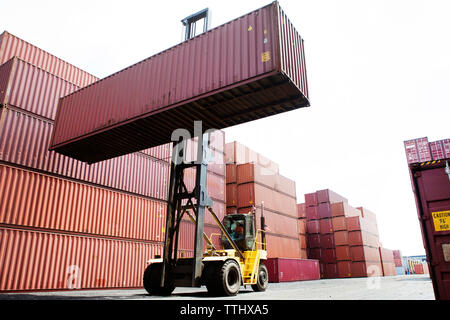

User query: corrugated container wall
[49,2,310,164]
[0,31,98,88]
[0,227,163,291]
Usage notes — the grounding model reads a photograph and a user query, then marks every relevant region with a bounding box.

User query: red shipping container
[318,202,332,219]
[0,227,163,291]
[50,2,310,164]
[0,164,167,242]
[394,258,403,267]
[0,31,98,88]
[319,218,333,234]
[266,258,320,282]
[306,220,320,234]
[237,182,297,217]
[297,203,306,219]
[351,261,383,278]
[0,57,79,120]
[332,216,347,231]
[324,263,338,279]
[337,261,352,278]
[350,245,381,262]
[404,137,432,164]
[320,234,335,249]
[316,189,348,204]
[225,141,279,173]
[336,245,351,261]
[334,231,349,246]
[429,141,446,161]
[298,218,306,235]
[0,107,170,200]
[331,202,361,218]
[323,249,337,264]
[226,164,237,184]
[304,192,318,207]
[226,183,237,207]
[308,248,322,260]
[305,206,319,220]
[348,231,379,248]
[226,207,237,215]
[414,264,424,274]
[307,234,321,248]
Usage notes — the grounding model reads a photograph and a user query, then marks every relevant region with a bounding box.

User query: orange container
[297,203,306,219]
[334,231,349,246]
[265,234,302,259]
[348,231,380,247]
[337,261,352,278]
[350,245,381,262]
[351,261,383,277]
[237,182,297,217]
[226,164,237,184]
[346,216,379,236]
[237,207,299,238]
[331,216,347,231]
[298,219,307,235]
[299,234,307,249]
[226,183,237,207]
[335,245,351,261]
[382,262,396,276]
[331,202,361,218]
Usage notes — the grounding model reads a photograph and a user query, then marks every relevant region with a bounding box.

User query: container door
[414,164,450,300]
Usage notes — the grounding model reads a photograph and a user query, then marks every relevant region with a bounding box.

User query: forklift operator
[231,222,244,241]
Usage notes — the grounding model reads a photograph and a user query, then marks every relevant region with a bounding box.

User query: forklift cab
[221,214,256,251]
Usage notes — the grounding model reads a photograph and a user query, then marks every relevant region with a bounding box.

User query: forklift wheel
[143,263,175,296]
[208,260,241,296]
[251,263,268,292]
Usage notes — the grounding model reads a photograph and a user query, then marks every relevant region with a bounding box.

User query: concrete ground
[0,274,434,300]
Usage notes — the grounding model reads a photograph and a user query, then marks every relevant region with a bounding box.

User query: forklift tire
[251,263,268,292]
[213,260,241,296]
[143,263,175,296]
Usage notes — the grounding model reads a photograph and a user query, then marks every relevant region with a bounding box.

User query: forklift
[142,129,269,296]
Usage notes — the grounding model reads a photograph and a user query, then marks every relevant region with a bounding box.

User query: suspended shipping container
[49,2,310,164]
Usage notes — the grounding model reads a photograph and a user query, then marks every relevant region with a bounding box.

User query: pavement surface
[0,274,434,300]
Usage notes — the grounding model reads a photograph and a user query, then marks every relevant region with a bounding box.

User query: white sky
[3,0,450,256]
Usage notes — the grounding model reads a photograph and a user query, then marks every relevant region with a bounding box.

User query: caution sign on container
[432,210,450,232]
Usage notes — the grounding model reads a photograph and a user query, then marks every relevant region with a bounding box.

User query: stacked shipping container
[0,31,225,291]
[303,189,400,278]
[225,141,305,259]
